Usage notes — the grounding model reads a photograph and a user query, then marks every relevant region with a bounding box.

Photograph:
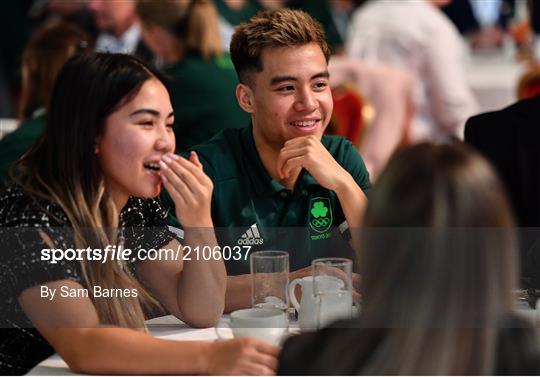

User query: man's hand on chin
[276,135,352,191]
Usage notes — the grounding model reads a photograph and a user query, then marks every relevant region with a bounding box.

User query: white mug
[289,275,345,330]
[215,308,288,345]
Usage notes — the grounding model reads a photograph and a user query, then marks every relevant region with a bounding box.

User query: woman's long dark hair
[14,53,168,328]
[358,142,518,374]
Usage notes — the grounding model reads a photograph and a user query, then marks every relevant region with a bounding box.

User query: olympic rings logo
[311,218,330,227]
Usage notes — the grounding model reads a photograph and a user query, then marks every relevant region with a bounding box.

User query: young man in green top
[164,8,370,311]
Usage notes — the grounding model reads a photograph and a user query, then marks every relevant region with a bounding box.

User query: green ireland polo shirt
[163,126,371,275]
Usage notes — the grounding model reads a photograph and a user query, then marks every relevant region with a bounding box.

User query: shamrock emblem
[311,201,328,218]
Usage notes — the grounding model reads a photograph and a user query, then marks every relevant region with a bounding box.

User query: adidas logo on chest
[237,223,264,245]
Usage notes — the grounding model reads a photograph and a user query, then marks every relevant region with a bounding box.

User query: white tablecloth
[26,306,538,375]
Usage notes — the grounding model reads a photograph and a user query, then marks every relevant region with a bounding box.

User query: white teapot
[289,275,347,330]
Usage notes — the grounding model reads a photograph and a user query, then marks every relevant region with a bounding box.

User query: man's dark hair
[230,8,331,87]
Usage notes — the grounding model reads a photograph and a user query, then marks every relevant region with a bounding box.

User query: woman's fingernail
[159,160,168,170]
[170,153,180,160]
[162,155,172,164]
[161,175,168,183]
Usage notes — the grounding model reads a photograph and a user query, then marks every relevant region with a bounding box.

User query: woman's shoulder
[0,185,68,227]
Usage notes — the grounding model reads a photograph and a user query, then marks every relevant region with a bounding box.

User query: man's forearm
[335,174,366,227]
[225,274,252,313]
[334,174,367,250]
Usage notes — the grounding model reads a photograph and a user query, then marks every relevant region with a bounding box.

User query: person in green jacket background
[214,0,261,27]
[0,22,92,186]
[135,0,249,152]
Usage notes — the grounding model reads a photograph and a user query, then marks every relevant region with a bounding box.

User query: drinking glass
[312,257,353,328]
[250,250,289,310]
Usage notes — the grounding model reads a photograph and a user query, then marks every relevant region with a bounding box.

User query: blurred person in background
[0,22,92,186]
[464,91,540,291]
[279,142,540,375]
[88,0,153,62]
[30,0,98,40]
[0,0,96,118]
[214,0,260,26]
[289,0,348,53]
[346,0,478,142]
[0,1,33,117]
[213,0,358,54]
[214,0,261,50]
[327,56,415,180]
[136,0,249,152]
[442,0,515,49]
[529,0,540,60]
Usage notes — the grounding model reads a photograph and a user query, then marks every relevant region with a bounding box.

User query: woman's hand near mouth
[159,151,214,228]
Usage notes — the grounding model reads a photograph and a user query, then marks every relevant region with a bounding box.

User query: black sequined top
[0,185,176,374]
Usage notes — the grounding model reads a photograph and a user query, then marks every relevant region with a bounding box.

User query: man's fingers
[352,272,361,288]
[277,141,325,179]
[277,147,308,170]
[353,291,362,308]
[279,146,309,157]
[283,135,318,147]
[277,147,306,179]
[281,156,304,179]
[276,140,311,172]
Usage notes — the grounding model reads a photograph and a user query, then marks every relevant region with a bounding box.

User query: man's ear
[236,83,255,113]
